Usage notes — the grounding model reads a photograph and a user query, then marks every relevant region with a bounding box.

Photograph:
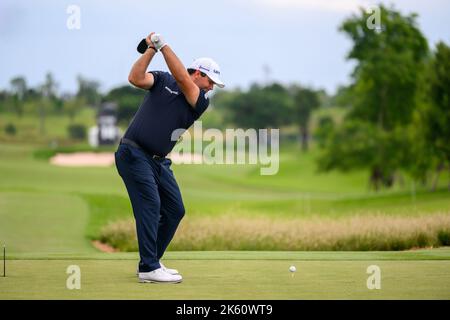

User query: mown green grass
[2,105,450,299]
[7,248,450,261]
[1,252,450,299]
[1,141,450,253]
[3,248,449,299]
[0,191,96,254]
[1,134,450,299]
[81,193,131,239]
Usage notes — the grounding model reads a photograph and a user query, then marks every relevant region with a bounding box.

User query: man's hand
[150,33,167,51]
[129,32,158,90]
[143,33,155,50]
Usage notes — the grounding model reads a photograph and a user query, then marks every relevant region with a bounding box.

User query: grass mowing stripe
[79,193,132,239]
[6,248,450,261]
[0,192,96,254]
[1,260,449,299]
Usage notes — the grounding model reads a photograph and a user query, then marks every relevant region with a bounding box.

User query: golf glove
[150,33,167,51]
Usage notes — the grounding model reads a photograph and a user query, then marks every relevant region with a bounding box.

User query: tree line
[0,73,147,131]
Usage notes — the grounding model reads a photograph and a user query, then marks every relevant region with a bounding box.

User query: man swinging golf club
[115,32,224,283]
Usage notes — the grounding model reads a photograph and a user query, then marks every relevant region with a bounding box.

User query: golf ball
[289,265,296,272]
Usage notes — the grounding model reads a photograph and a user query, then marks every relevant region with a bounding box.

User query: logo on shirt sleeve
[165,86,179,95]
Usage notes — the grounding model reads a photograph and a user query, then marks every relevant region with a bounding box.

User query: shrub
[4,123,17,136]
[98,220,137,251]
[96,213,450,252]
[67,124,87,140]
[438,230,450,246]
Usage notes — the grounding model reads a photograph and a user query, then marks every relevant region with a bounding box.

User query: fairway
[0,192,95,254]
[1,250,450,299]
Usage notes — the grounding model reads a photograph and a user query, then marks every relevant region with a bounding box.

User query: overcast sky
[0,0,449,95]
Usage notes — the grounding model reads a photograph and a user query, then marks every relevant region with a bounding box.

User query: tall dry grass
[98,213,450,251]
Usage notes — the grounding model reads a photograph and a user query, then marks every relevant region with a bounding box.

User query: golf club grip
[137,38,147,54]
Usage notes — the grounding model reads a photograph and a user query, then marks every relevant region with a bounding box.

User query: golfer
[115,32,224,283]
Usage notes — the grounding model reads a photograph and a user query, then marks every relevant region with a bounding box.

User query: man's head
[188,57,225,93]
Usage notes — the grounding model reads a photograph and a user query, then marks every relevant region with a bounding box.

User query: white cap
[189,57,225,88]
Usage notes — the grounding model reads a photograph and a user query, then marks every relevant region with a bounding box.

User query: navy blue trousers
[115,144,185,272]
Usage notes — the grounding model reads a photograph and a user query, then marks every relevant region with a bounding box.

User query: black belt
[120,138,165,159]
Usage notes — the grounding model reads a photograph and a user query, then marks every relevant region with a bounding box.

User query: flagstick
[3,245,5,277]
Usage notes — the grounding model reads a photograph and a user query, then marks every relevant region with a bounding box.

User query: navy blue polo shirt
[124,71,209,157]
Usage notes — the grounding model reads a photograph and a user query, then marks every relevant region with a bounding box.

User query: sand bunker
[50,152,204,167]
[50,152,115,167]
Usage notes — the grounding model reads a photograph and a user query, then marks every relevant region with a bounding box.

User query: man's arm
[128,34,157,90]
[159,45,200,108]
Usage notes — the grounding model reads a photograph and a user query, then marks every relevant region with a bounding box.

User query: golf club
[137,34,161,54]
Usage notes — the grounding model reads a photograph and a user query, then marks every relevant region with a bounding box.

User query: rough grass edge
[96,213,450,251]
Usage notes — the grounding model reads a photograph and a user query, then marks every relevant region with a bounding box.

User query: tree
[420,42,450,190]
[318,5,429,189]
[318,121,412,190]
[292,86,320,151]
[76,75,101,107]
[209,89,242,128]
[40,72,58,98]
[214,83,292,130]
[341,5,428,130]
[314,115,335,148]
[9,76,27,117]
[330,85,354,109]
[63,96,86,123]
[104,85,145,125]
[10,76,27,99]
[37,72,59,135]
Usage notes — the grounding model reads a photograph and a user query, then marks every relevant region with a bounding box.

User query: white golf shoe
[160,261,179,275]
[136,261,180,276]
[138,268,182,284]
